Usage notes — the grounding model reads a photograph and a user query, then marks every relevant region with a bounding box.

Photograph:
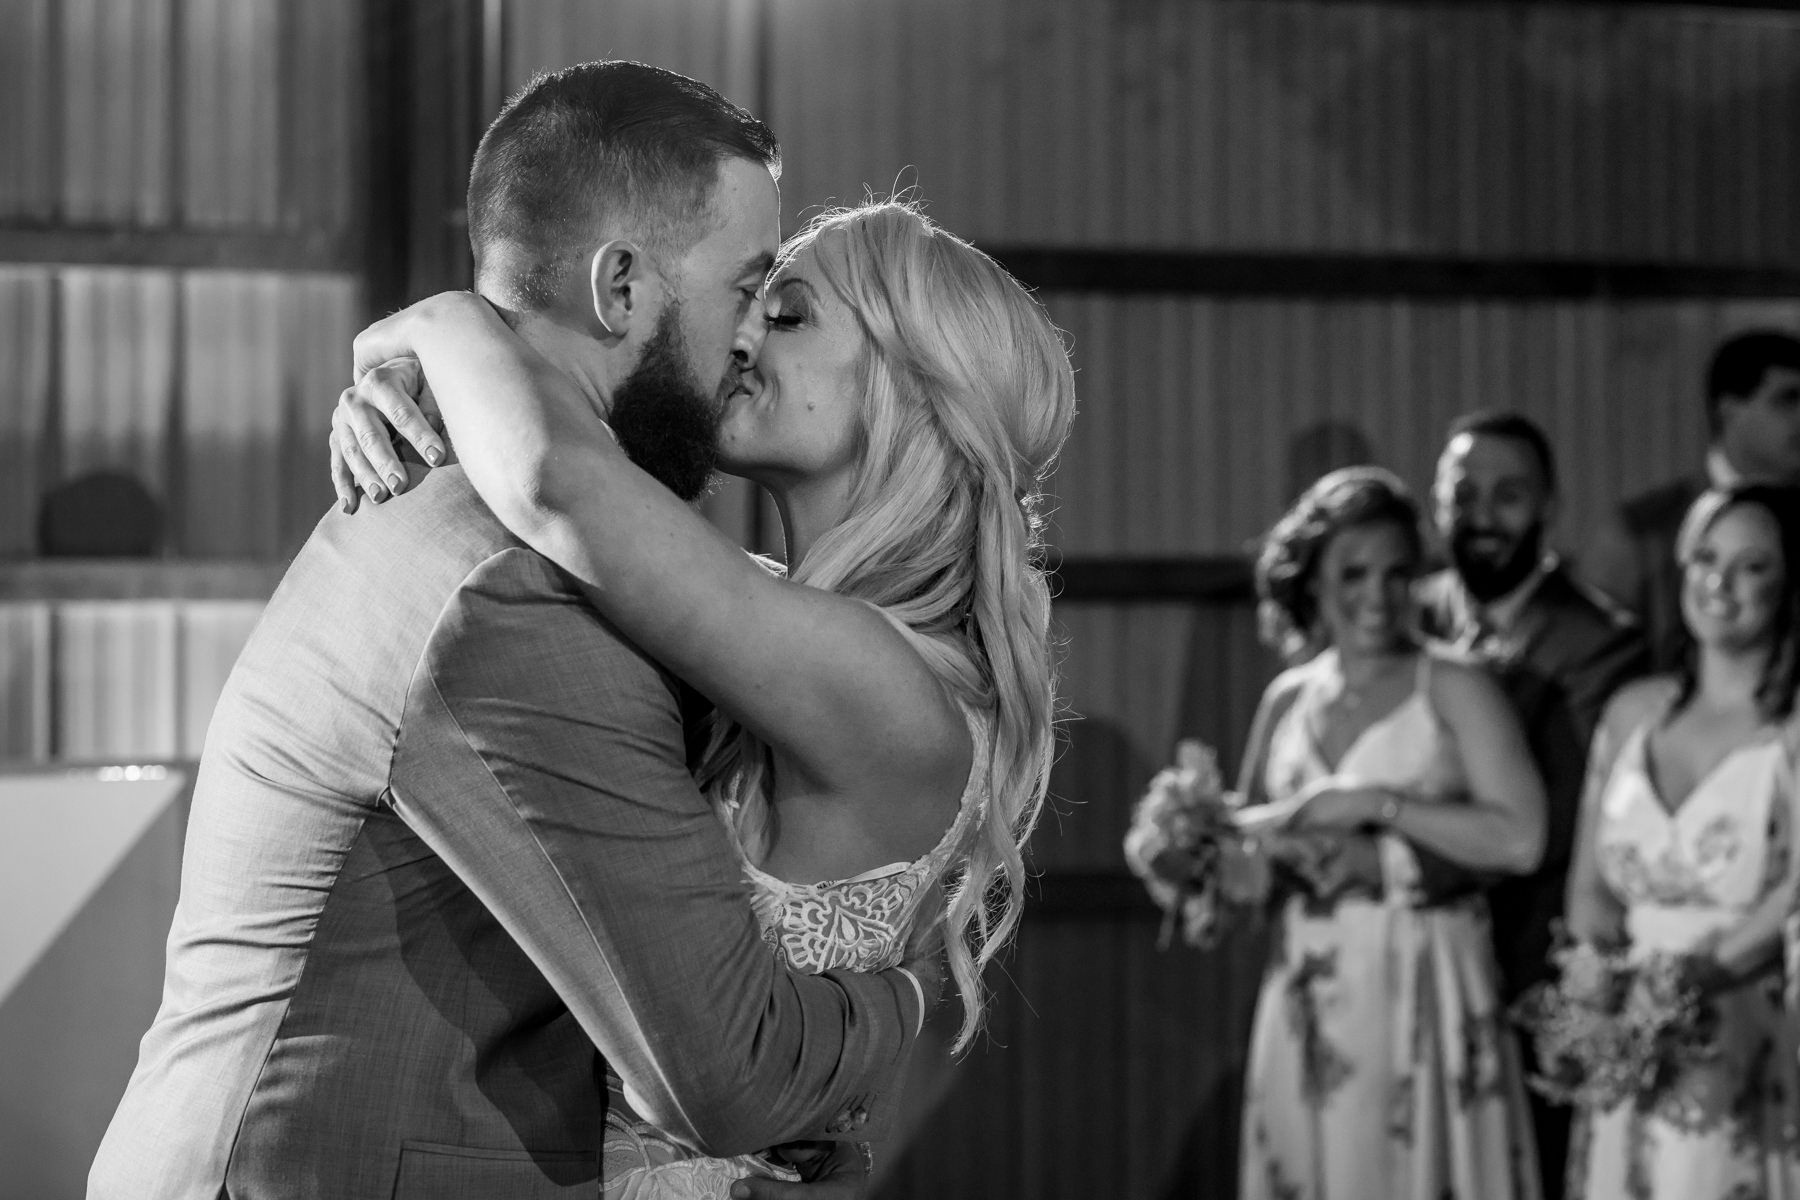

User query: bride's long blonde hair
[696,201,1076,1052]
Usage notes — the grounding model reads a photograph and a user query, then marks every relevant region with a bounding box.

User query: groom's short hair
[467,60,781,311]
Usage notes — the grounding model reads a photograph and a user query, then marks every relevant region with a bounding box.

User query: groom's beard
[1449,520,1544,603]
[608,303,725,503]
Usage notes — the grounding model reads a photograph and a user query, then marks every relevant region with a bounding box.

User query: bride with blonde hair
[332,199,1077,1195]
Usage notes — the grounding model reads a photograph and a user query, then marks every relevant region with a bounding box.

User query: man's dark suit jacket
[1416,565,1648,1002]
[91,466,919,1199]
[1582,474,1706,674]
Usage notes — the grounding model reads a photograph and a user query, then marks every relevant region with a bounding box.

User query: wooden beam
[0,561,287,602]
[986,248,1800,300]
[0,226,355,272]
[0,555,1260,604]
[1047,556,1255,603]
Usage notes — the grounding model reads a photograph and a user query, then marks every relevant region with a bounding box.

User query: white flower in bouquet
[1123,739,1271,949]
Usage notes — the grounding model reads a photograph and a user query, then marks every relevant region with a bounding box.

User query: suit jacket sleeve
[1581,508,1648,620]
[388,549,919,1156]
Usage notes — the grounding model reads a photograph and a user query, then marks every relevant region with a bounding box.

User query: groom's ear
[588,238,654,338]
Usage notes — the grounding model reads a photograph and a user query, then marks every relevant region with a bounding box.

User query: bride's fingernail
[386,472,403,494]
[424,445,443,466]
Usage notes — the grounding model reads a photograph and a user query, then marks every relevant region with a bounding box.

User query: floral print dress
[1571,719,1800,1200]
[1241,652,1540,1200]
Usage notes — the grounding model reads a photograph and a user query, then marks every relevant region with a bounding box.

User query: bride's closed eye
[763,279,815,331]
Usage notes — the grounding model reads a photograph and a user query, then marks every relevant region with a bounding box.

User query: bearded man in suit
[1416,409,1647,1200]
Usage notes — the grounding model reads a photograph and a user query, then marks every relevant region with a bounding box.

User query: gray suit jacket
[90,466,919,1200]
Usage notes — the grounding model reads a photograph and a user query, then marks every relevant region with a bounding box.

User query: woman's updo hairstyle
[1255,465,1421,662]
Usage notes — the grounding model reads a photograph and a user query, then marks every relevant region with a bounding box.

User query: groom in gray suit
[91,63,921,1199]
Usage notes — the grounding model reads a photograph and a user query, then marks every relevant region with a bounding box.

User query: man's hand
[731,1141,871,1200]
[1300,833,1383,900]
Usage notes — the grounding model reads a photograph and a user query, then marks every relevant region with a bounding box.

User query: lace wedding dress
[598,708,991,1199]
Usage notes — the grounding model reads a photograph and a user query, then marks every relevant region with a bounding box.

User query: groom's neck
[484,296,617,424]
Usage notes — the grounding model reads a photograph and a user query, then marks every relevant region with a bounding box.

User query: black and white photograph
[4,2,1800,1198]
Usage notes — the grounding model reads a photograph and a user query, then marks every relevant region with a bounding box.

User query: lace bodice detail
[1595,723,1789,914]
[724,707,992,974]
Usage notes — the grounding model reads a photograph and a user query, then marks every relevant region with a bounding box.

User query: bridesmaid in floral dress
[1236,467,1547,1200]
[1565,485,1800,1200]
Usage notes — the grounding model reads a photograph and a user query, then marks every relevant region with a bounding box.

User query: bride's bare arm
[344,293,969,805]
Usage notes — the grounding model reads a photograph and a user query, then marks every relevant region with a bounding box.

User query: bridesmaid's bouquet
[1122,739,1271,950]
[1512,937,1718,1110]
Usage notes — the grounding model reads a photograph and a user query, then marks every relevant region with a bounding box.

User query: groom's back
[92,466,622,1199]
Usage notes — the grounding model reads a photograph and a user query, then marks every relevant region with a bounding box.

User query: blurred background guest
[1585,332,1800,671]
[1416,410,1648,1200]
[1565,485,1800,1200]
[1234,468,1546,1200]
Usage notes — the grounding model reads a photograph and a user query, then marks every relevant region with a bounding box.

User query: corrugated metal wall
[766,0,1800,261]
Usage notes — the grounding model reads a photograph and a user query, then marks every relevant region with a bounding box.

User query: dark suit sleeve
[1580,508,1648,620]
[1559,621,1649,754]
[388,549,919,1155]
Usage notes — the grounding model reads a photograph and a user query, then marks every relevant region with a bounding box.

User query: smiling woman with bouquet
[1560,484,1800,1200]
[1232,467,1548,1200]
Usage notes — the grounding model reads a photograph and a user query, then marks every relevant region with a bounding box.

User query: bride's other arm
[345,294,968,810]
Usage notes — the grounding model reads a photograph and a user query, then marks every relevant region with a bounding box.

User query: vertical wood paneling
[182,0,281,228]
[745,0,1800,262]
[0,0,56,221]
[53,601,179,760]
[285,0,358,231]
[57,268,178,499]
[180,273,285,556]
[16,268,361,560]
[0,603,52,761]
[277,275,360,549]
[0,268,54,558]
[61,0,173,225]
[4,599,266,762]
[504,0,745,112]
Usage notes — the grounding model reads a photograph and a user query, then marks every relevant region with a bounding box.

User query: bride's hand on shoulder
[329,357,446,511]
[329,291,503,512]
